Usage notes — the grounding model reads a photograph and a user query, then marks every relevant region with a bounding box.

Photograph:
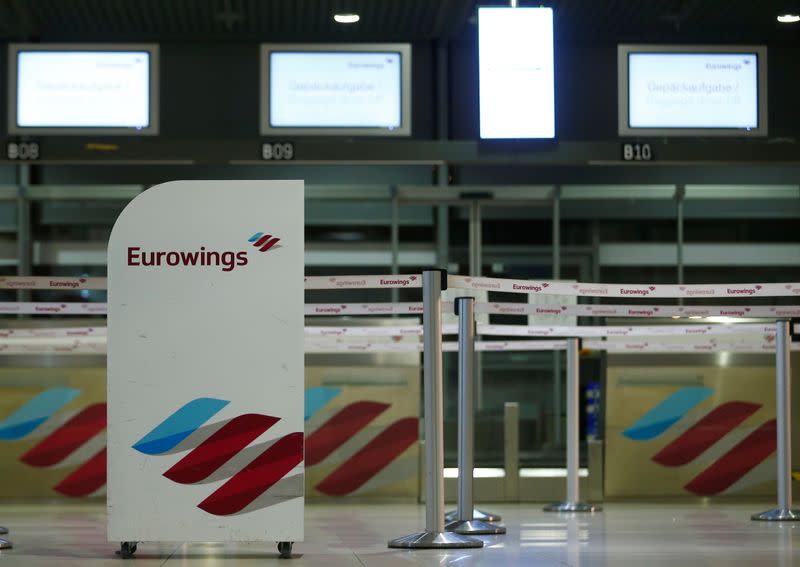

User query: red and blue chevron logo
[132,398,303,516]
[0,387,107,497]
[248,232,281,252]
[624,387,776,495]
[0,388,416,501]
[304,387,418,496]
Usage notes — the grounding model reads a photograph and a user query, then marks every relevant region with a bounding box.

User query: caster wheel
[277,541,293,559]
[119,541,137,559]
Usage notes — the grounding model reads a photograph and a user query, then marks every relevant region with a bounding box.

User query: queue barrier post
[752,320,800,521]
[445,297,506,536]
[388,271,482,549]
[544,337,601,513]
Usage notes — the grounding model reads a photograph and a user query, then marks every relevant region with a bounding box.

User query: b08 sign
[262,142,294,161]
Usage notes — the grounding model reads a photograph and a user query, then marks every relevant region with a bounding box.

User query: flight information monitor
[9,44,159,135]
[618,45,767,136]
[261,44,411,136]
[478,7,555,140]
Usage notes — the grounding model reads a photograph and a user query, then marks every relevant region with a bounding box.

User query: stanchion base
[0,527,8,535]
[445,519,506,535]
[445,508,502,523]
[388,531,484,549]
[0,538,12,550]
[751,508,800,521]
[543,501,601,513]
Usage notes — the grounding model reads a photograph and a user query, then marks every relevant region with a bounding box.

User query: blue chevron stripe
[248,232,263,242]
[305,386,342,421]
[0,387,81,440]
[623,387,713,441]
[132,398,229,455]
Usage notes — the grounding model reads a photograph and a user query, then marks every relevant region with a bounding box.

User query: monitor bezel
[8,43,160,136]
[260,43,411,137]
[617,44,768,137]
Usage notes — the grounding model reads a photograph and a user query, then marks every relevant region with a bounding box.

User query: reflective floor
[0,501,797,565]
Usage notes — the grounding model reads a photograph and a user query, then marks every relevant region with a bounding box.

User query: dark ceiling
[0,0,798,44]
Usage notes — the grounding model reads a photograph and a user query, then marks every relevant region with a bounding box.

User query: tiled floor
[0,501,797,565]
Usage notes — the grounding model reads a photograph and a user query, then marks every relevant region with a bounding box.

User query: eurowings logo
[304,387,418,496]
[132,398,303,516]
[624,387,776,496]
[0,388,107,497]
[249,232,281,252]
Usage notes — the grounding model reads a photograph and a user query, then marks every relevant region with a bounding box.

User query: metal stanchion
[752,320,800,521]
[389,271,483,549]
[544,338,600,513]
[445,297,505,536]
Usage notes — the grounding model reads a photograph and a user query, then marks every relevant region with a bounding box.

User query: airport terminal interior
[0,0,798,565]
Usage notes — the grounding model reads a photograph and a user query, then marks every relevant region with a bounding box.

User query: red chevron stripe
[653,401,761,467]
[164,414,279,484]
[54,448,106,497]
[254,235,272,247]
[315,417,418,496]
[21,403,106,467]
[260,237,280,252]
[305,401,390,466]
[684,419,777,496]
[198,431,303,515]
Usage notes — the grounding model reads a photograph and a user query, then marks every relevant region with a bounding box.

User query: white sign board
[270,51,402,129]
[628,52,759,129]
[107,180,304,543]
[478,7,555,139]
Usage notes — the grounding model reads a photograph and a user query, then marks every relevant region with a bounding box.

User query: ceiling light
[334,13,360,24]
[777,13,800,23]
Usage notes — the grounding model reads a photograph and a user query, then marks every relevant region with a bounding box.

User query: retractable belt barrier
[0,327,106,338]
[4,301,797,318]
[0,301,795,319]
[585,340,800,353]
[0,302,108,315]
[1,334,792,355]
[0,323,775,341]
[448,275,800,299]
[2,273,800,298]
[0,277,107,290]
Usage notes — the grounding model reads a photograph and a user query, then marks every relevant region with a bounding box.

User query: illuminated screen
[628,52,760,129]
[269,51,402,129]
[478,7,555,140]
[15,50,152,129]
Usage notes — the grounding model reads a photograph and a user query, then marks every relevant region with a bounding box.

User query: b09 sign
[262,142,294,161]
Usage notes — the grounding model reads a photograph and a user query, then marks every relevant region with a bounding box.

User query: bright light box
[260,44,411,136]
[8,43,159,135]
[478,7,555,140]
[618,45,767,137]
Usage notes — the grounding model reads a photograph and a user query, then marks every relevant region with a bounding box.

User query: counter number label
[622,143,653,162]
[262,142,294,161]
[7,142,40,161]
